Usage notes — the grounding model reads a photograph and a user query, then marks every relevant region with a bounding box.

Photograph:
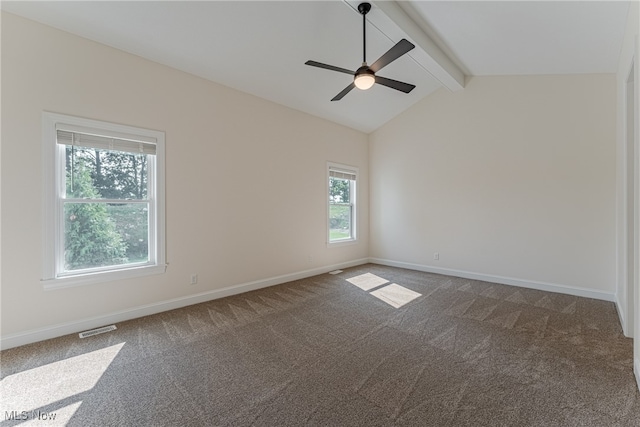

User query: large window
[42,112,165,288]
[328,163,357,243]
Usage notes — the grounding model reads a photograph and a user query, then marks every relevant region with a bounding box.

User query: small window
[42,112,166,288]
[328,163,357,243]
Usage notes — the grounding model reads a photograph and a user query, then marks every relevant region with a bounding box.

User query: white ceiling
[1,1,631,133]
[407,1,630,76]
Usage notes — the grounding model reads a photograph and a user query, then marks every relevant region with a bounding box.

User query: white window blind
[329,168,356,181]
[56,127,156,155]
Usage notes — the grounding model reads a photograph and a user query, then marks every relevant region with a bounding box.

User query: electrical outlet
[433,252,440,261]
[190,274,198,285]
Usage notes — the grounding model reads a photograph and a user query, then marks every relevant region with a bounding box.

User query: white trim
[327,238,358,248]
[635,35,640,394]
[616,38,638,339]
[42,264,167,290]
[327,161,358,245]
[0,258,369,350]
[42,113,58,281]
[616,294,627,336]
[41,112,166,286]
[624,51,638,338]
[369,258,616,302]
[3,256,620,350]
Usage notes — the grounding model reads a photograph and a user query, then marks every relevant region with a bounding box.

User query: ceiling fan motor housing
[356,65,374,77]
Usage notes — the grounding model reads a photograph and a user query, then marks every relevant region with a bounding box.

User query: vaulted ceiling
[1,1,631,133]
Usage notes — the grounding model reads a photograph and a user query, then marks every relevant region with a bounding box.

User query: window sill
[42,264,167,290]
[327,238,358,248]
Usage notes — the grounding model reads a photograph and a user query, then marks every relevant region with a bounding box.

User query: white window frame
[327,162,358,246]
[42,112,166,290]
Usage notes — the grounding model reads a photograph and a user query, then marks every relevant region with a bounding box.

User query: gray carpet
[1,264,639,426]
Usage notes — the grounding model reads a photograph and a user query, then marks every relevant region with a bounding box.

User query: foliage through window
[42,113,165,287]
[64,141,149,270]
[328,165,356,242]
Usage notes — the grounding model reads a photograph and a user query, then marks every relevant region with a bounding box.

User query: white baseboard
[635,358,640,393]
[368,258,616,302]
[615,294,631,337]
[0,258,369,350]
[1,257,618,350]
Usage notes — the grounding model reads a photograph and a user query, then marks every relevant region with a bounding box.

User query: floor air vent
[79,325,117,339]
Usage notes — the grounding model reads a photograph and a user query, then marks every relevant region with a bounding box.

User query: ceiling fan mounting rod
[358,2,371,65]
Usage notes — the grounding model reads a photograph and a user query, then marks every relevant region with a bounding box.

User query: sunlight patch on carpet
[370,284,422,308]
[0,342,124,417]
[346,273,389,291]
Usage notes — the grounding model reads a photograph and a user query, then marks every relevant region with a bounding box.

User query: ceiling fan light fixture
[354,67,375,90]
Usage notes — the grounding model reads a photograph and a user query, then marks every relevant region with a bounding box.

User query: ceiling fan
[305,2,416,101]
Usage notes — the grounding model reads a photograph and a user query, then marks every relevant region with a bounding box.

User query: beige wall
[0,13,369,344]
[370,74,616,296]
[0,10,624,349]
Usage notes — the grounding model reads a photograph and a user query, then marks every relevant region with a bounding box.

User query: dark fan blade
[331,82,356,101]
[305,60,354,75]
[375,76,416,94]
[369,39,415,73]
